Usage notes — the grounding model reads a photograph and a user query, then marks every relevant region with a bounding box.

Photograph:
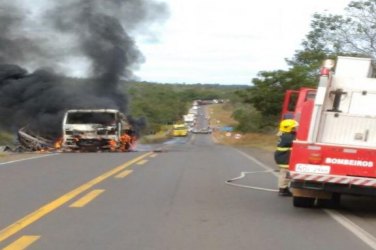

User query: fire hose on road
[225,170,279,192]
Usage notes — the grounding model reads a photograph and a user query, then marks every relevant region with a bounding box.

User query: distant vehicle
[172,124,188,137]
[183,114,195,127]
[192,127,212,134]
[61,109,134,152]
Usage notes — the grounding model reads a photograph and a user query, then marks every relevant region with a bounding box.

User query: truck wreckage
[18,109,136,152]
[18,127,55,152]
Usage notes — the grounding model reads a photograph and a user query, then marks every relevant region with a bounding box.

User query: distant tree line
[126,82,243,134]
[233,0,376,133]
[0,80,243,144]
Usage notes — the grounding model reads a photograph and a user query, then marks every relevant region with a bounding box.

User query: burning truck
[61,109,135,152]
[17,109,136,153]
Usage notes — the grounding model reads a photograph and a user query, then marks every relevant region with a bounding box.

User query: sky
[134,0,353,85]
[12,0,353,86]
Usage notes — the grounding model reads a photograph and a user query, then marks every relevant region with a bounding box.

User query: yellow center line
[0,152,153,243]
[136,159,148,165]
[149,154,157,158]
[115,170,133,179]
[69,189,105,208]
[3,235,40,250]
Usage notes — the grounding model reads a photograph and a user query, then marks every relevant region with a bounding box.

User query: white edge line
[0,154,58,166]
[324,209,376,250]
[235,148,376,249]
[234,148,278,177]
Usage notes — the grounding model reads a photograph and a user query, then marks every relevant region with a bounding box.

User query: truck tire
[293,196,315,208]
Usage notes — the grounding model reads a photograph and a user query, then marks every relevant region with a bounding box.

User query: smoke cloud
[0,0,168,138]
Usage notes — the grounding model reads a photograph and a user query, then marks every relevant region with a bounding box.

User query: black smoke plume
[0,0,168,138]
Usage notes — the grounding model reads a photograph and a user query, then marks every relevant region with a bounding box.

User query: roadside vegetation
[126,82,245,135]
[209,103,277,152]
[0,131,14,146]
[139,125,173,144]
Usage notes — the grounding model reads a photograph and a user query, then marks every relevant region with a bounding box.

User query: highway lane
[1,107,376,249]
[0,151,153,244]
[0,135,374,249]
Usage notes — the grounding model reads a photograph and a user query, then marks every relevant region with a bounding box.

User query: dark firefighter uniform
[274,119,298,196]
[274,132,296,167]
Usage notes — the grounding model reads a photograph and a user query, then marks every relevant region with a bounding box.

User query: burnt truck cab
[62,109,131,152]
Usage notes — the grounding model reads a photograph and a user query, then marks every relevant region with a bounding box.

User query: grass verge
[208,103,277,152]
[140,125,173,144]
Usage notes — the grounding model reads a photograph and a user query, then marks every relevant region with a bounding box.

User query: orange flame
[109,139,117,152]
[119,134,133,152]
[54,137,63,149]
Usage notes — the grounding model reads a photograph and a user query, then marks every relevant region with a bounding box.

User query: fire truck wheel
[293,196,315,208]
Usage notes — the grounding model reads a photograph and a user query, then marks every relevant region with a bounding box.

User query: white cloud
[135,0,352,85]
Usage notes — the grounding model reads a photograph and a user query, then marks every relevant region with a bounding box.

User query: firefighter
[274,119,298,196]
[120,129,136,152]
[120,133,132,152]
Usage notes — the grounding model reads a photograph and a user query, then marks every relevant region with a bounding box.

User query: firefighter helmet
[279,119,298,133]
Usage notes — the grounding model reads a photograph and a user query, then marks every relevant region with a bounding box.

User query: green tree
[234,65,317,130]
[301,1,376,59]
[235,0,376,132]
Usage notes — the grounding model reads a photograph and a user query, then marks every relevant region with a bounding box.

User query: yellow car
[172,124,188,137]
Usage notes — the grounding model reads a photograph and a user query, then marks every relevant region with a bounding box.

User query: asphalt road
[1,108,376,249]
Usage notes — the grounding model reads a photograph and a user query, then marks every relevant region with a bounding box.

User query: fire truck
[282,57,376,207]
